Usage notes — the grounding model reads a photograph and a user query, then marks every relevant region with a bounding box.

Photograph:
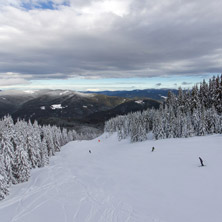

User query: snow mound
[1,134,222,222]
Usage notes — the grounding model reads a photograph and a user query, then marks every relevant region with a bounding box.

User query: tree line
[105,75,222,142]
[0,116,84,200]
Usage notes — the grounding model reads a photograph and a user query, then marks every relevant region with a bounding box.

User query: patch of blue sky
[24,74,218,91]
[21,0,69,11]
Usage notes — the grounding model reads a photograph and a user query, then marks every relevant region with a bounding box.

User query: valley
[0,89,160,133]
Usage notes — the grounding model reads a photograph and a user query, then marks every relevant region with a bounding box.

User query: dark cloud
[0,0,221,84]
[156,83,162,86]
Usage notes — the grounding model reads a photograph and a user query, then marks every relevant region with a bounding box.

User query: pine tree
[39,137,49,167]
[104,75,222,142]
[0,135,15,185]
[0,115,80,200]
[12,143,30,183]
[0,156,9,200]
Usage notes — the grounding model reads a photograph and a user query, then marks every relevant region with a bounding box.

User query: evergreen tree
[12,142,30,184]
[0,156,9,200]
[0,116,80,200]
[105,75,222,142]
[0,135,15,185]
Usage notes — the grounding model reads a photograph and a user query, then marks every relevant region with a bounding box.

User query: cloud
[0,72,30,87]
[156,83,162,86]
[181,81,192,85]
[0,0,221,84]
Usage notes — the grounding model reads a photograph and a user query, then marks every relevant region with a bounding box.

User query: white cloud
[0,78,30,87]
[0,72,31,87]
[80,0,131,17]
[0,0,221,86]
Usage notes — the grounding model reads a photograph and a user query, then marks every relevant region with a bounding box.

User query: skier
[199,157,204,166]
[152,147,155,152]
[89,150,91,154]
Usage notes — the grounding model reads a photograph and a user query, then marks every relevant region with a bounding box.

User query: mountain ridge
[0,89,161,132]
[84,88,178,100]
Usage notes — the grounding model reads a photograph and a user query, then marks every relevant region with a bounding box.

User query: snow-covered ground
[50,104,66,110]
[1,134,222,222]
[135,100,144,105]
[23,90,38,94]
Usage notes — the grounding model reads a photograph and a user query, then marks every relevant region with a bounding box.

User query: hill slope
[0,90,127,119]
[85,89,178,101]
[0,90,160,131]
[0,134,222,222]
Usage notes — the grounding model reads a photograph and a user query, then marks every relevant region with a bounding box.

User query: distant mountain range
[84,88,178,101]
[0,89,161,132]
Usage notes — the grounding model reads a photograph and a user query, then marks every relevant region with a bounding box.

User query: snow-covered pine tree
[12,142,30,184]
[104,75,222,142]
[39,136,49,167]
[0,116,81,200]
[0,156,9,200]
[0,134,15,185]
[42,126,56,157]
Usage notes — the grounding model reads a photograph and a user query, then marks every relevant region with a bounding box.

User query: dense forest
[105,75,222,142]
[0,116,93,200]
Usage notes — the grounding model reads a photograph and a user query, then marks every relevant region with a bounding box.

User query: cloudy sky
[0,0,221,91]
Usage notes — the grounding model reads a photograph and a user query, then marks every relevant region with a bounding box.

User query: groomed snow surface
[1,134,222,222]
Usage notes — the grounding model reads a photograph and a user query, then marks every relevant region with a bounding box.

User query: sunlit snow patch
[75,92,94,97]
[135,100,144,104]
[23,90,37,94]
[50,104,66,110]
[60,91,70,95]
[40,106,46,110]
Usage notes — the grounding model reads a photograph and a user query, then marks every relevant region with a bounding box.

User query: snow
[50,104,65,110]
[1,134,222,222]
[23,90,37,94]
[40,106,45,110]
[83,105,88,108]
[135,100,144,104]
[59,91,70,95]
[74,91,94,98]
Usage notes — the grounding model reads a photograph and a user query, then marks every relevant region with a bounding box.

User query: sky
[0,0,221,91]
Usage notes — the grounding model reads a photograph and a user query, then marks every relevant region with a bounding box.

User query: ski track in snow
[0,134,222,222]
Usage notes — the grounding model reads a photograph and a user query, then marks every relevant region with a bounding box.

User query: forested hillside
[0,116,94,200]
[105,75,222,142]
[85,88,179,101]
[0,90,160,132]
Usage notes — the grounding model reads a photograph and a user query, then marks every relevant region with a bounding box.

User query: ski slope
[0,134,222,222]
